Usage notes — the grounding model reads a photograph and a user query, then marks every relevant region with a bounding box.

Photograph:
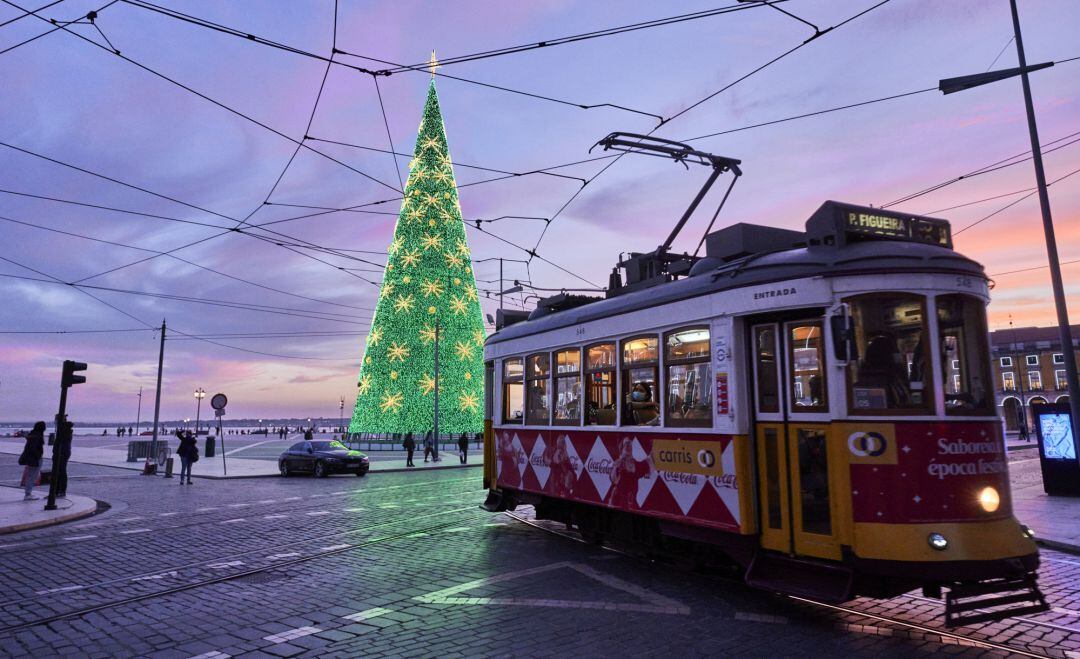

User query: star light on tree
[348,74,486,434]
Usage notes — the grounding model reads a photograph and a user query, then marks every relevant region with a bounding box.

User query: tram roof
[487,234,984,346]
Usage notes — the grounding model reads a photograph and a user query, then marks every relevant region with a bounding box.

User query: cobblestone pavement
[0,454,1077,658]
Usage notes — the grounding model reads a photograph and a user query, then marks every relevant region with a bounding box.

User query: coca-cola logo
[710,473,738,490]
[587,458,613,475]
[661,471,698,485]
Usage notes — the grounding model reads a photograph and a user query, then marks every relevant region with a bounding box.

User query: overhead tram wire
[0,253,343,360]
[4,0,401,196]
[115,0,663,122]
[992,257,1080,278]
[0,213,377,313]
[372,75,404,193]
[953,163,1080,236]
[530,0,896,260]
[0,327,154,334]
[0,0,65,28]
[882,123,1080,209]
[377,2,787,75]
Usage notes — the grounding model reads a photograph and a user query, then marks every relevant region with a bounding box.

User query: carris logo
[753,287,796,300]
[697,449,716,469]
[847,431,887,457]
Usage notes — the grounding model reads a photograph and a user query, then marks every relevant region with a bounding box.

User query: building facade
[989,324,1079,432]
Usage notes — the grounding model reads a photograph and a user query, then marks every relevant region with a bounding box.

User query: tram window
[585,343,617,426]
[845,294,933,413]
[763,427,782,530]
[754,326,780,413]
[665,328,712,427]
[526,353,551,425]
[622,336,659,426]
[936,295,994,416]
[797,428,832,536]
[502,358,524,424]
[788,322,828,413]
[553,348,582,426]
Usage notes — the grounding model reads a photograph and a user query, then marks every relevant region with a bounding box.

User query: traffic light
[61,360,87,388]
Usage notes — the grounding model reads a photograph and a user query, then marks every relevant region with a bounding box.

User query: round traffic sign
[210,393,228,410]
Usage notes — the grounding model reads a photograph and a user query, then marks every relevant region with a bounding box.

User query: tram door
[751,321,841,561]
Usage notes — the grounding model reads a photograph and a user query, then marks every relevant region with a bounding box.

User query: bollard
[163,456,174,478]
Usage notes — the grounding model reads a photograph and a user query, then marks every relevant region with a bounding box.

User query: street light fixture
[193,388,206,435]
[936,0,1080,447]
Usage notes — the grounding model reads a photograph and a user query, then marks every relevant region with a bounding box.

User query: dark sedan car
[278,440,369,478]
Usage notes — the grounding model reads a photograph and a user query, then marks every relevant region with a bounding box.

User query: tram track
[503,510,1055,658]
[0,502,488,636]
[0,491,482,610]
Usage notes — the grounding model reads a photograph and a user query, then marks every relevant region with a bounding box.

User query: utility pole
[1009,0,1080,447]
[433,317,440,461]
[135,387,143,436]
[1010,316,1029,441]
[339,396,345,436]
[499,257,504,313]
[147,319,165,474]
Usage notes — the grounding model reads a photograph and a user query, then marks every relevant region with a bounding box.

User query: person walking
[127,426,133,436]
[54,420,73,498]
[403,432,416,467]
[18,421,46,500]
[423,430,434,463]
[304,427,313,441]
[175,429,198,484]
[458,432,468,464]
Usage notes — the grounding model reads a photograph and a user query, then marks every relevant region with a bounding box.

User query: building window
[1000,356,1013,368]
[552,349,582,426]
[525,353,550,425]
[665,327,712,427]
[936,294,994,415]
[1054,353,1065,365]
[1056,370,1067,390]
[845,293,932,413]
[788,321,828,413]
[585,343,617,426]
[1002,372,1016,391]
[622,335,659,426]
[502,358,524,424]
[1026,355,1039,367]
[1028,371,1042,391]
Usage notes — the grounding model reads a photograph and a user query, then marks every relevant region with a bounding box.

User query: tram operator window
[845,293,932,413]
[622,336,660,426]
[553,348,582,425]
[788,321,828,413]
[936,294,993,415]
[585,343,617,425]
[526,353,551,425]
[665,328,712,426]
[502,358,524,424]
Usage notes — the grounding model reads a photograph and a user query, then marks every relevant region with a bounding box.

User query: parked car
[279,440,369,478]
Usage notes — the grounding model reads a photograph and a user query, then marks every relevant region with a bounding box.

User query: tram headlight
[1020,524,1035,539]
[927,533,949,551]
[978,486,1000,513]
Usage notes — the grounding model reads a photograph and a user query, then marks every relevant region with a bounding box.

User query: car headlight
[978,486,1000,513]
[928,533,948,551]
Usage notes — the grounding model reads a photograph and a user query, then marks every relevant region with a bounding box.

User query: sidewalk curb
[184,461,483,480]
[0,497,100,534]
[1036,537,1080,556]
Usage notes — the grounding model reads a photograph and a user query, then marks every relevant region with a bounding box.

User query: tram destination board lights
[804,201,951,248]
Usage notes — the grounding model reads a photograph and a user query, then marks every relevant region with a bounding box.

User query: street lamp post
[193,388,205,435]
[938,0,1080,450]
[135,387,143,436]
[339,396,345,435]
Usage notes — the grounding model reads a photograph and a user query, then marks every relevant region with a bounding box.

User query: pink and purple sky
[1,0,1078,422]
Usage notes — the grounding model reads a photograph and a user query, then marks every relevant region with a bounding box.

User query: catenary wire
[953,164,1080,236]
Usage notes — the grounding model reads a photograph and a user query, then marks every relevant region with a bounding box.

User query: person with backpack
[423,430,434,463]
[18,421,46,500]
[403,432,416,468]
[175,429,198,484]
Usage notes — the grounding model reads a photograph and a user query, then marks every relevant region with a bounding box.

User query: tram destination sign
[806,201,952,249]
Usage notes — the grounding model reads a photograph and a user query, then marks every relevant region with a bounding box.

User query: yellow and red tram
[480,200,1047,625]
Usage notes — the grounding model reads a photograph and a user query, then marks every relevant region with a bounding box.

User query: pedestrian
[423,430,434,463]
[403,432,416,467]
[128,426,133,436]
[18,421,45,500]
[54,420,73,498]
[458,432,468,464]
[304,427,313,441]
[175,429,198,484]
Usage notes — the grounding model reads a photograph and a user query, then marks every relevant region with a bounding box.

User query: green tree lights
[348,79,485,434]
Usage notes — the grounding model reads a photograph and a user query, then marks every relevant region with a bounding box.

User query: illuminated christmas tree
[349,69,485,434]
